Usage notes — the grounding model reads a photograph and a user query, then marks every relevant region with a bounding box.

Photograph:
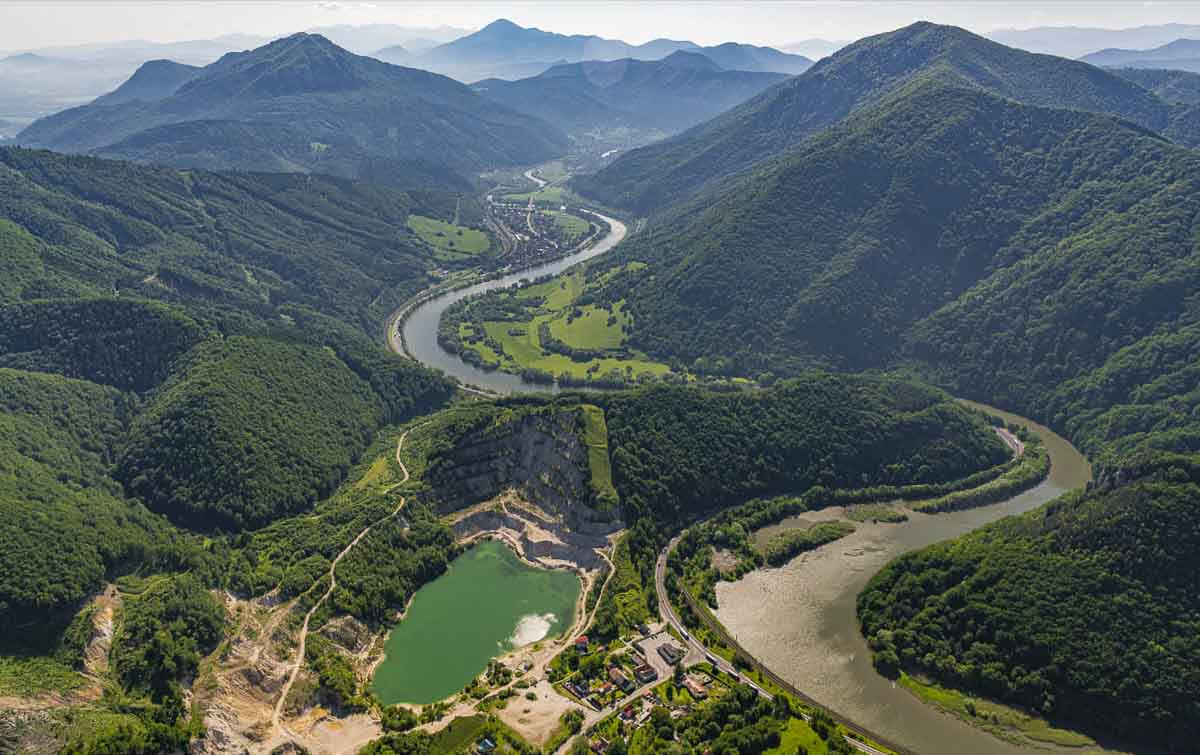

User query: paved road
[654,536,894,755]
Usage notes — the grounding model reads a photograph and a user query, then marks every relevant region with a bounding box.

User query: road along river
[397,211,626,395]
[394,210,1119,753]
[713,404,1107,755]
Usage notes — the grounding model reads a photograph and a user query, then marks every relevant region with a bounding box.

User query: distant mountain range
[16,33,567,190]
[987,23,1200,58]
[1082,38,1200,72]
[377,19,811,82]
[577,21,1200,214]
[780,38,848,59]
[473,51,788,138]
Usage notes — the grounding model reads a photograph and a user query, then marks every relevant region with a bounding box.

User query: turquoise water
[372,540,580,704]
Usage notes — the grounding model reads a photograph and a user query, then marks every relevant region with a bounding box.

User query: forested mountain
[16,33,567,189]
[90,59,200,105]
[575,21,1200,213]
[695,42,811,74]
[406,18,810,82]
[1112,66,1200,103]
[1082,37,1200,71]
[0,142,459,619]
[569,23,1200,749]
[473,52,787,137]
[0,147,454,331]
[860,463,1200,748]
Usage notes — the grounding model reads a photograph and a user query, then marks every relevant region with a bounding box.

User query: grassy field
[407,214,490,261]
[501,185,569,204]
[459,266,673,382]
[899,673,1096,748]
[548,210,591,242]
[580,404,618,510]
[0,655,85,697]
[768,717,833,754]
[547,302,628,350]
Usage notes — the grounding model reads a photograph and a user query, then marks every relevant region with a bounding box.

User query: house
[634,663,657,683]
[683,676,708,700]
[476,738,497,754]
[609,666,635,692]
[657,643,684,665]
[590,738,610,754]
[637,622,651,636]
[597,681,615,698]
[575,635,590,653]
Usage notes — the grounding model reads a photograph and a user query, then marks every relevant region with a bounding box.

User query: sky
[3,1,1200,51]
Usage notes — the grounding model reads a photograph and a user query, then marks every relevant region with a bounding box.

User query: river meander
[372,540,580,705]
[714,404,1105,755]
[399,211,627,395]
[396,203,1122,752]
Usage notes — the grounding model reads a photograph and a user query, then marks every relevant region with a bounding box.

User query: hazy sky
[4,1,1200,51]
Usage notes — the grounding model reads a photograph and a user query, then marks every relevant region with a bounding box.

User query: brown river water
[714,404,1122,755]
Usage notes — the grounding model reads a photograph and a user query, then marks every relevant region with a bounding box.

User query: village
[455,620,741,755]
[485,193,600,270]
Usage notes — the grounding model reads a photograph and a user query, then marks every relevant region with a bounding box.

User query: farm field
[449,267,673,383]
[407,214,491,261]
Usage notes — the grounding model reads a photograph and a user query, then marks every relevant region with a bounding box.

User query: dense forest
[859,463,1200,749]
[574,21,1200,214]
[598,376,1007,525]
[118,336,387,529]
[0,146,464,334]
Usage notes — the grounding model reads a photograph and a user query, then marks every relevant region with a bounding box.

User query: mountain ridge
[16,33,567,189]
[473,52,788,137]
[575,21,1198,213]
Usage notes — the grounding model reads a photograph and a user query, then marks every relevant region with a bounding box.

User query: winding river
[715,404,1102,755]
[398,211,627,395]
[396,206,1115,753]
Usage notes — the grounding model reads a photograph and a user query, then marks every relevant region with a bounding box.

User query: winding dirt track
[271,425,420,734]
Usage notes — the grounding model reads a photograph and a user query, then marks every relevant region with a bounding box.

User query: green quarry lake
[372,539,580,705]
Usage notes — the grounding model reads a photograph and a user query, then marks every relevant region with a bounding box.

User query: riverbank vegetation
[859,466,1200,749]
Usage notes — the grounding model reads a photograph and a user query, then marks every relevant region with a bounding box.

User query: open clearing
[407,214,491,261]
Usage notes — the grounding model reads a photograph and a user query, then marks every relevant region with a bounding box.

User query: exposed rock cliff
[424,407,620,536]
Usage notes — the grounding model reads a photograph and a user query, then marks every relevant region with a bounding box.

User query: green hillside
[117,336,385,529]
[859,463,1200,748]
[18,34,568,188]
[567,39,1200,748]
[575,21,1199,214]
[0,368,198,628]
[0,147,457,332]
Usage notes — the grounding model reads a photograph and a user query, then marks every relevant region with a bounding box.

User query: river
[714,405,1105,755]
[398,211,627,395]
[396,204,1119,752]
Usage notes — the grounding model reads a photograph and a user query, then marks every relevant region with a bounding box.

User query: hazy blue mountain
[90,59,200,106]
[305,23,470,55]
[781,38,847,59]
[1082,38,1200,72]
[373,44,411,65]
[473,51,787,136]
[698,42,811,74]
[408,18,806,81]
[987,23,1200,58]
[16,33,567,189]
[576,21,1196,214]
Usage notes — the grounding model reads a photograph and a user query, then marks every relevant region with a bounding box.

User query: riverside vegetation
[570,21,1200,751]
